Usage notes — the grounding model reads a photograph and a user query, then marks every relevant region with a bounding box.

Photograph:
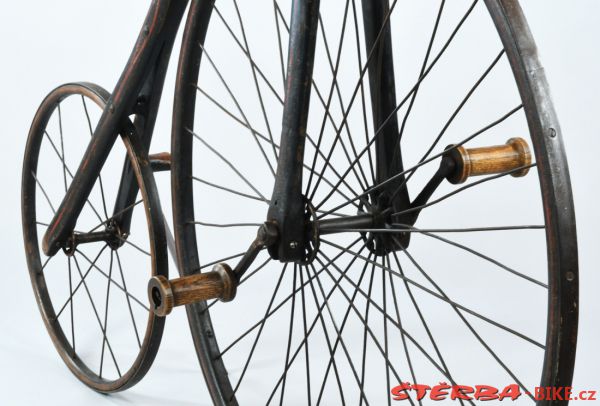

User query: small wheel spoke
[82,96,110,219]
[55,245,108,319]
[88,200,143,233]
[72,255,122,378]
[99,250,115,378]
[68,257,76,355]
[118,236,151,257]
[43,130,105,225]
[31,171,56,214]
[76,248,149,312]
[115,251,142,348]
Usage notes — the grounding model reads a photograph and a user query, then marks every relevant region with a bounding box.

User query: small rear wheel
[22,82,167,392]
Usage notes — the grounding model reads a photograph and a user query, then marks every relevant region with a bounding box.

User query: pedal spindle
[445,137,531,184]
[148,263,237,317]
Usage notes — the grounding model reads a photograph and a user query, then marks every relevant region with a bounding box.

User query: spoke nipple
[548,127,557,138]
[289,241,298,249]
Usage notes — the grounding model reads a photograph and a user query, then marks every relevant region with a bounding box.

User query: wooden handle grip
[148,263,237,317]
[445,137,531,184]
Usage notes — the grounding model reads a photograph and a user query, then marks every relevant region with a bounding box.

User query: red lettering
[451,385,474,400]
[391,382,411,401]
[474,385,499,401]
[430,382,450,401]
[498,384,521,401]
[411,384,431,400]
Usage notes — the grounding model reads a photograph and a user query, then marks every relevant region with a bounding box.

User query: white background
[0,1,598,405]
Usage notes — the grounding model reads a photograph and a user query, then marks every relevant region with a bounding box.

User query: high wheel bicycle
[22,1,578,405]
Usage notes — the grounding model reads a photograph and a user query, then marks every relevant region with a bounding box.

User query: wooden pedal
[148,263,237,317]
[445,137,531,184]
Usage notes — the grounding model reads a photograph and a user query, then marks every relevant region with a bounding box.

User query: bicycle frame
[42,0,189,256]
[42,0,411,262]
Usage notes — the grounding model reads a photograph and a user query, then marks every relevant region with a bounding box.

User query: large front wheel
[172,1,577,404]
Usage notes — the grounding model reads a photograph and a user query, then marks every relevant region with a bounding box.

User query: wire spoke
[191,221,262,228]
[407,228,547,287]
[212,5,284,104]
[118,235,151,257]
[55,245,109,319]
[301,264,347,406]
[388,49,508,201]
[396,244,535,401]
[195,44,276,176]
[231,0,279,162]
[278,265,298,406]
[316,104,523,217]
[72,255,121,377]
[381,256,391,406]
[312,251,373,406]
[318,12,370,189]
[358,258,376,406]
[192,174,268,204]
[304,0,357,199]
[99,250,114,378]
[230,264,287,399]
[68,257,75,354]
[264,242,371,406]
[387,252,473,406]
[298,264,312,405]
[313,254,419,406]
[221,238,363,361]
[350,0,375,185]
[88,200,143,233]
[75,248,149,312]
[313,0,482,212]
[384,255,423,406]
[42,130,105,225]
[82,96,110,219]
[321,239,544,348]
[273,1,287,88]
[393,163,537,217]
[396,0,446,145]
[31,171,56,214]
[115,251,142,348]
[57,103,69,194]
[195,86,366,210]
[317,251,481,393]
[390,224,545,233]
[190,128,268,200]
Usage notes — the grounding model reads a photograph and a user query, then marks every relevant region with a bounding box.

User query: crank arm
[148,221,278,316]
